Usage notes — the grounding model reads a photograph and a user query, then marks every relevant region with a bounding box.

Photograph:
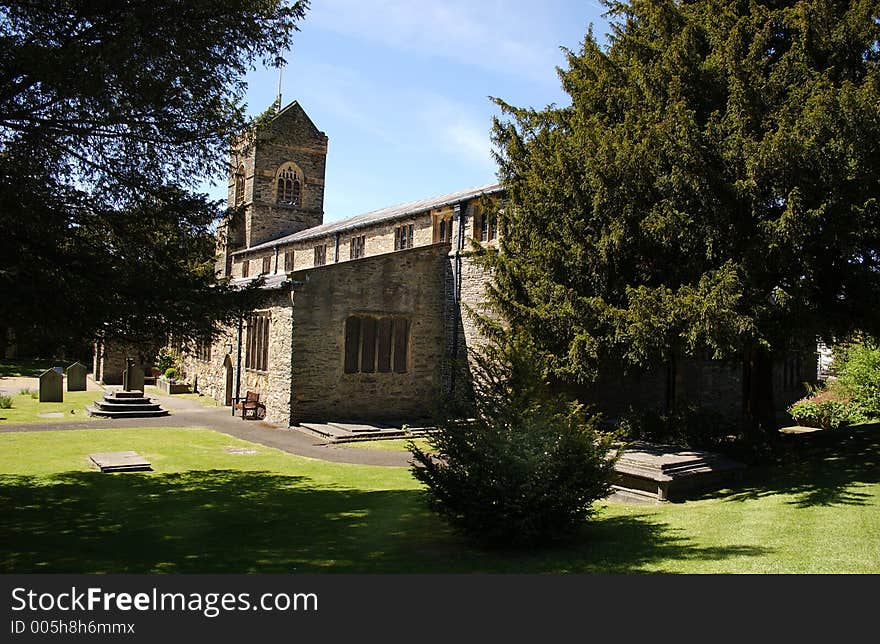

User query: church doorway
[223,355,234,406]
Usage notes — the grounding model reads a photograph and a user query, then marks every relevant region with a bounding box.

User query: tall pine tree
[489,0,880,438]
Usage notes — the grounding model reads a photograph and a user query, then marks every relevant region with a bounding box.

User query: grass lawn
[0,358,71,377]
[0,425,877,573]
[342,438,431,452]
[0,390,99,424]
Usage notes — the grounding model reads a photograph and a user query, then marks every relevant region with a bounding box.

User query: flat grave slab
[89,451,152,472]
[612,441,746,502]
[298,422,431,443]
[328,422,393,433]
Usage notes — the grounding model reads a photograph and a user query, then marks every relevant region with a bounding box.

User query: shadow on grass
[0,469,770,573]
[0,359,61,378]
[714,423,880,509]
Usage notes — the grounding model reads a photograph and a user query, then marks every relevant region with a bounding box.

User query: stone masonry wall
[229,194,500,278]
[249,104,327,247]
[94,340,153,385]
[288,243,449,423]
[180,292,292,425]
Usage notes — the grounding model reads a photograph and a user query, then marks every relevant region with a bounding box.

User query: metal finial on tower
[274,52,286,114]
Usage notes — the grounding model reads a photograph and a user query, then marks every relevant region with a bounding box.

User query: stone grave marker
[122,361,144,392]
[38,368,63,402]
[66,362,87,391]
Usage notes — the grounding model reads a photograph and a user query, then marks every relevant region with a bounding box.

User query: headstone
[66,362,87,391]
[122,362,144,392]
[38,368,63,402]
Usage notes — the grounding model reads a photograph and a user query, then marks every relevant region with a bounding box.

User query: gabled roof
[270,100,326,139]
[236,182,502,255]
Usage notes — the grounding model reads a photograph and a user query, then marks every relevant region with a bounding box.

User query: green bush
[834,340,880,417]
[156,348,176,375]
[164,367,178,380]
[409,339,619,547]
[787,389,866,430]
[18,387,38,399]
[0,394,12,409]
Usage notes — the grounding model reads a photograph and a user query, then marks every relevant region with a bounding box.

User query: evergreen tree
[0,1,307,350]
[410,337,619,547]
[489,0,880,438]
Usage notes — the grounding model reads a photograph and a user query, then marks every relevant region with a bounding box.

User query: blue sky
[206,0,610,222]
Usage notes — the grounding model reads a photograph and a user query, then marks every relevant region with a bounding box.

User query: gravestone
[66,362,87,392]
[122,360,144,392]
[38,368,63,402]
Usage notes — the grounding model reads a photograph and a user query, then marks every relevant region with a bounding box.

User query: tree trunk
[743,345,777,440]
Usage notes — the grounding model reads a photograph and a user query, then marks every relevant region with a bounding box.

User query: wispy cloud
[308,0,567,83]
[418,95,497,174]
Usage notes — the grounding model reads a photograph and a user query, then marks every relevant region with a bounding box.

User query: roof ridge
[235,181,502,255]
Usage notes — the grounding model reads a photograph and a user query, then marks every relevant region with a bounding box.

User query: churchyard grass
[343,438,431,452]
[0,390,99,424]
[0,425,877,573]
[0,359,63,377]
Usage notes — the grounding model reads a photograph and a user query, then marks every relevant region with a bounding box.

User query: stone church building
[98,100,812,427]
[177,101,501,426]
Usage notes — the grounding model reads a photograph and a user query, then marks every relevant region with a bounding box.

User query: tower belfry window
[234,165,245,206]
[276,164,302,206]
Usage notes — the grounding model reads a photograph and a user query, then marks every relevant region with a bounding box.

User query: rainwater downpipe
[233,315,243,416]
[450,202,464,395]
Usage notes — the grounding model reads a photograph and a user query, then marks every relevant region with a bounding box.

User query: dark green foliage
[410,339,619,547]
[487,0,880,437]
[0,1,306,348]
[617,405,738,450]
[0,395,12,409]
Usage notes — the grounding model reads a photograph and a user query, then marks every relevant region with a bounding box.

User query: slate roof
[234,182,502,256]
[229,273,291,290]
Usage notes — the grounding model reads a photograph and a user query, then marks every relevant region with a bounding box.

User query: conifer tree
[489,0,880,438]
[0,1,307,351]
[410,336,618,547]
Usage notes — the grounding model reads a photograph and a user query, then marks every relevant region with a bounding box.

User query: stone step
[93,401,164,413]
[106,390,145,399]
[86,406,170,418]
[101,395,155,405]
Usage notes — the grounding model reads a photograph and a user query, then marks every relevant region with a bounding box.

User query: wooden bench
[238,391,266,420]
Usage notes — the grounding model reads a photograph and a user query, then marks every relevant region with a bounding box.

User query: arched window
[276,164,302,206]
[234,165,245,206]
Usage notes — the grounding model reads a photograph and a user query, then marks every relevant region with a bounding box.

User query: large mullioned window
[344,315,409,374]
[245,312,270,372]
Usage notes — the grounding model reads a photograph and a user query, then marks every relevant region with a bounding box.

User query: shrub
[787,388,866,430]
[834,340,880,417]
[18,387,38,399]
[0,394,12,409]
[409,338,619,547]
[156,348,176,375]
[164,367,178,380]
